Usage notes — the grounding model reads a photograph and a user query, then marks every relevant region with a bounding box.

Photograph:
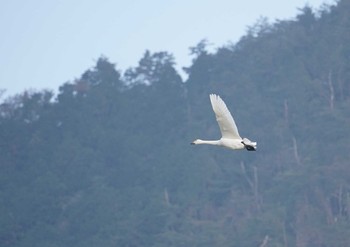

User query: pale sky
[1,0,331,96]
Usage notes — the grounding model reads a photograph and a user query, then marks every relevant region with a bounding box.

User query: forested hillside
[1,1,350,246]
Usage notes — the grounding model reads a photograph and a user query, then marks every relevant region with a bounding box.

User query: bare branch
[164,188,170,206]
[292,136,301,166]
[284,99,289,126]
[259,235,270,247]
[328,70,334,111]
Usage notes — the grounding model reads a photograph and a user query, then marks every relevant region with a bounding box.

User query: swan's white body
[191,94,257,151]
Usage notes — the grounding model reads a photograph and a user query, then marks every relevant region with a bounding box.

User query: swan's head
[191,139,202,145]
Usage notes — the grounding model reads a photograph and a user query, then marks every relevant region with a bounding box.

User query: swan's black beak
[190,142,195,145]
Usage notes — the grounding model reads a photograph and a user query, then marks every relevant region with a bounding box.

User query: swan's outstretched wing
[209,94,241,139]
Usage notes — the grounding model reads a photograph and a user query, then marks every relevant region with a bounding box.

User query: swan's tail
[242,138,257,151]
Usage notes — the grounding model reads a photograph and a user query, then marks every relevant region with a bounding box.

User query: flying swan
[191,94,257,151]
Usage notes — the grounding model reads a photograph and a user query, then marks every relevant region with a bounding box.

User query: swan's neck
[193,139,221,145]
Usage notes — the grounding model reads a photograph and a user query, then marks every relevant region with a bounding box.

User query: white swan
[191,94,257,151]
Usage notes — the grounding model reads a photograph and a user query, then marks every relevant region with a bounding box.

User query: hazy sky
[1,0,330,96]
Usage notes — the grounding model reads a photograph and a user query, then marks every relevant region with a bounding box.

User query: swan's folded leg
[241,138,257,151]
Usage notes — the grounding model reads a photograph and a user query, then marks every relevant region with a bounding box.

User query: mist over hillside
[1,1,350,246]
